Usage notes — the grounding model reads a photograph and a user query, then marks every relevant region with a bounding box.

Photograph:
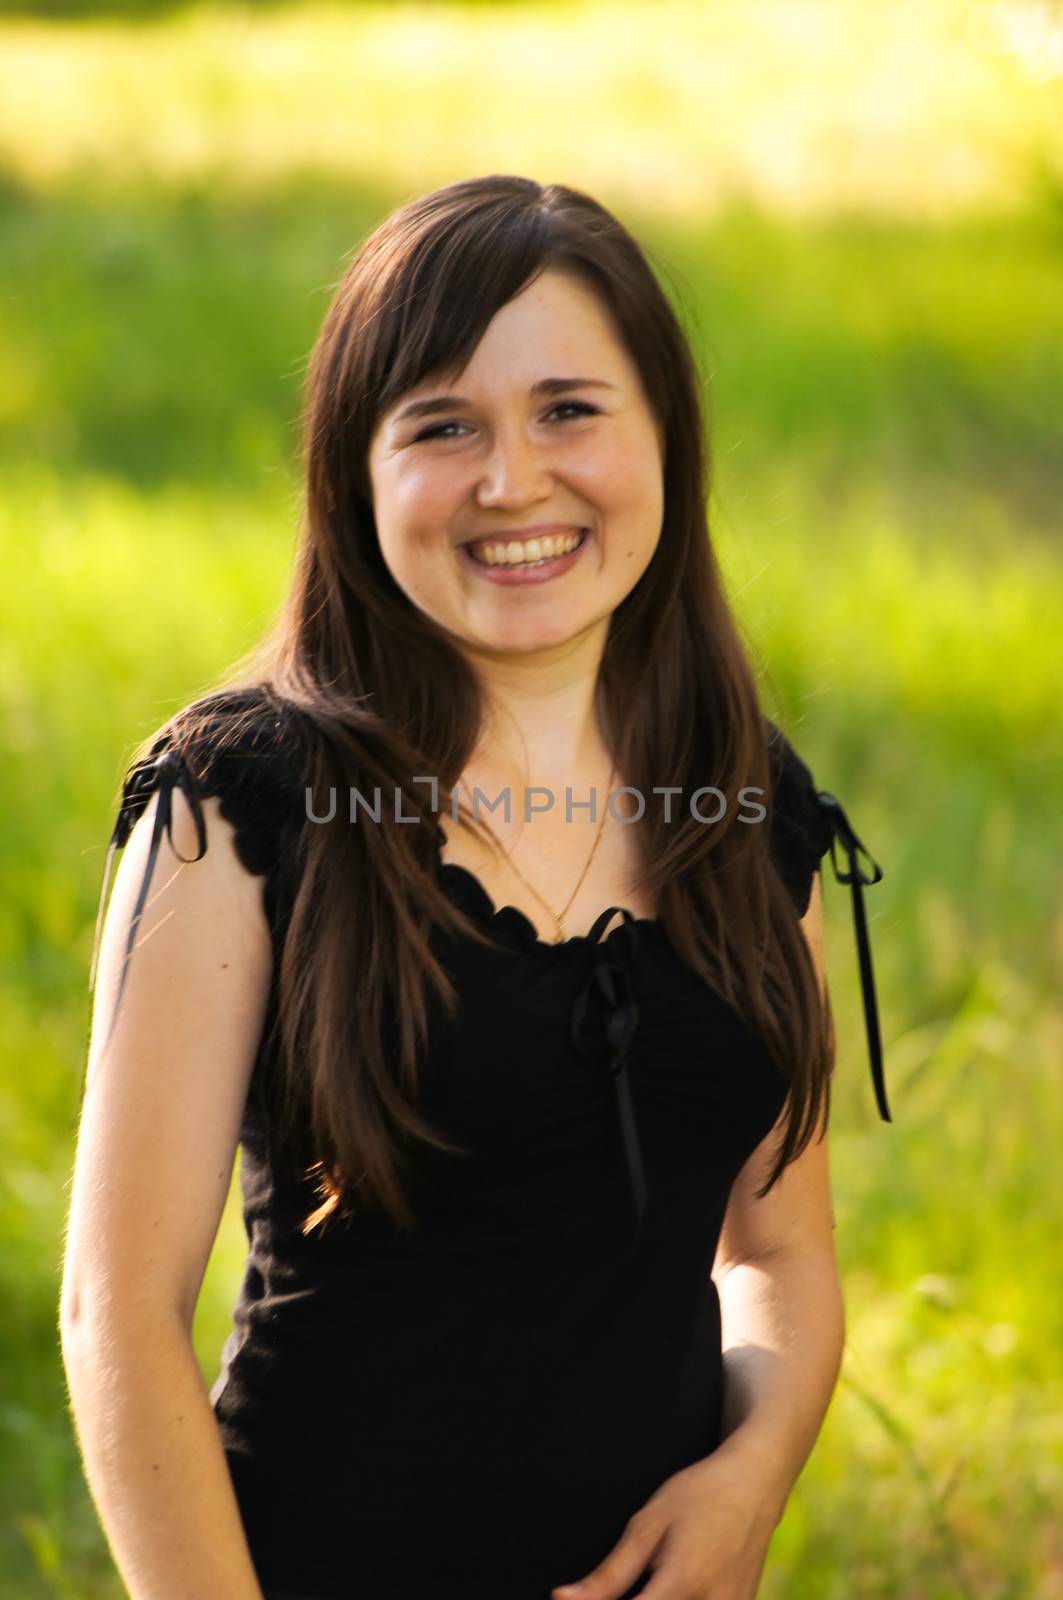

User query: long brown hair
[123,174,834,1232]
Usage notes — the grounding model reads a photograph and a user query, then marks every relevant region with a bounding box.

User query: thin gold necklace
[476,763,616,944]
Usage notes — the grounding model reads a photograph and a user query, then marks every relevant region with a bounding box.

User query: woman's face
[366,267,665,661]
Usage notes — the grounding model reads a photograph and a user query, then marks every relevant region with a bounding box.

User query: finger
[635,1562,699,1600]
[552,1515,662,1600]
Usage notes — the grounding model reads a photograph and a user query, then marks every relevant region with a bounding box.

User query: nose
[474,423,554,509]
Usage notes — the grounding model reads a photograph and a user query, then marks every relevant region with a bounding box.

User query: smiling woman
[366,269,665,649]
[62,174,888,1600]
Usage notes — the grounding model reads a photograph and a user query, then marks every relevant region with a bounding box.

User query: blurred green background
[2,0,1062,1595]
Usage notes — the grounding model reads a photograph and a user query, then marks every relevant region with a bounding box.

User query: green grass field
[2,3,1062,1595]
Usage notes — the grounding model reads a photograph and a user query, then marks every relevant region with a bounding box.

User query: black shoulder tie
[89,748,207,1056]
[569,907,647,1240]
[816,790,891,1123]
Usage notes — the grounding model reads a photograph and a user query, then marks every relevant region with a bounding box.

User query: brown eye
[412,400,600,444]
[550,401,600,421]
[412,421,468,442]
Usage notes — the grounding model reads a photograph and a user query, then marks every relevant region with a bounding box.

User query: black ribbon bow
[816,790,891,1122]
[569,906,648,1239]
[89,749,207,1057]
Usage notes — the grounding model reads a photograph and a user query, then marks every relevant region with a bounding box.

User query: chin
[469,621,587,657]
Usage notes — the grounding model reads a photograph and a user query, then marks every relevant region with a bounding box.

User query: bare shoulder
[62,786,272,1334]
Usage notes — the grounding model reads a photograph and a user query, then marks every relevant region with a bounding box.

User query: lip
[457,527,590,586]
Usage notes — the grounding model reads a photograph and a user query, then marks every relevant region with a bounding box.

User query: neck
[461,621,611,786]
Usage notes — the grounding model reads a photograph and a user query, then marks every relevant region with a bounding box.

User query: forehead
[475,268,619,348]
[385,272,629,414]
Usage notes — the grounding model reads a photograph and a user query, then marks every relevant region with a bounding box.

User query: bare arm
[710,1228,845,1528]
[710,871,846,1526]
[60,784,273,1599]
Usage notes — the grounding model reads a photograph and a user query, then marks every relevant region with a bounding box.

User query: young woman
[61,174,889,1600]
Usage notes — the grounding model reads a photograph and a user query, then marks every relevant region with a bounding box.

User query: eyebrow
[392,377,617,426]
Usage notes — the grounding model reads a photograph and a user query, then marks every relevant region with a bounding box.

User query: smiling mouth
[463,528,589,568]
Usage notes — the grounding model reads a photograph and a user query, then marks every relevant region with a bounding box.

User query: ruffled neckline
[433,853,663,955]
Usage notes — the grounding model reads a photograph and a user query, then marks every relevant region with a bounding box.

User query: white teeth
[467,530,585,567]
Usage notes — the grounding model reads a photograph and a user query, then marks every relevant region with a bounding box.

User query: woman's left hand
[550,1437,783,1600]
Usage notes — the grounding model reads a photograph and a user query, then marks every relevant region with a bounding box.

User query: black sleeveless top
[92,691,888,1600]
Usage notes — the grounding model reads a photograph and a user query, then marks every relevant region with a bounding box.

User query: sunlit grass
[0,0,1061,218]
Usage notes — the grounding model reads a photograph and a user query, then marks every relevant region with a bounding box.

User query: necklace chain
[475,764,616,944]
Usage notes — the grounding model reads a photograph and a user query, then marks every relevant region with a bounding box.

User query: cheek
[395,471,446,526]
[377,474,457,563]
[590,424,661,507]
[599,446,663,556]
